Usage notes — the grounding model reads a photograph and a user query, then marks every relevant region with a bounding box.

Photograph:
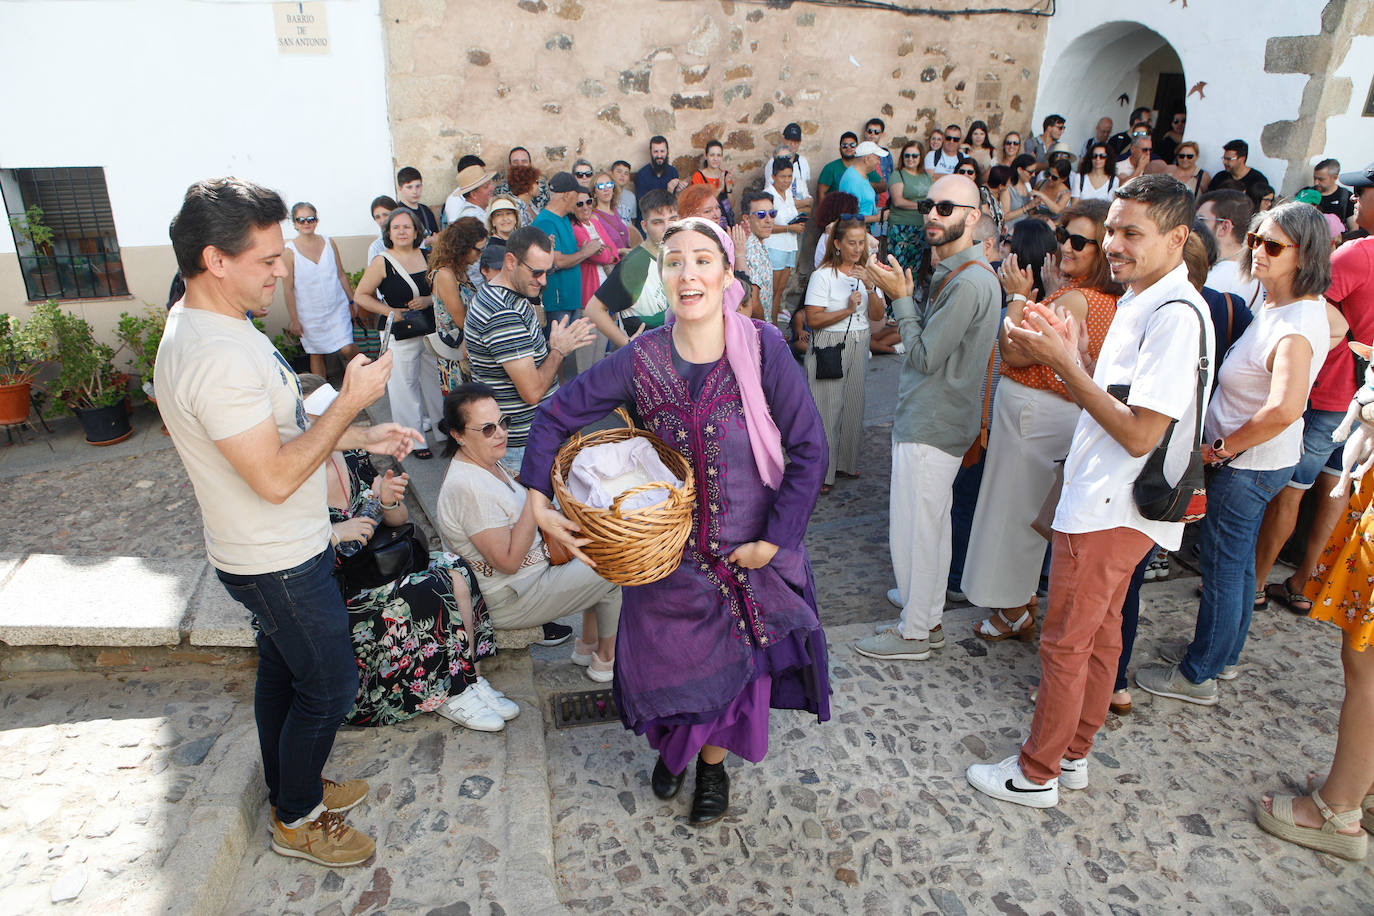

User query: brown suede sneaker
[270,810,376,867]
[321,777,368,813]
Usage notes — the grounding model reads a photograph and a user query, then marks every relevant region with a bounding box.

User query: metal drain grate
[551,688,619,729]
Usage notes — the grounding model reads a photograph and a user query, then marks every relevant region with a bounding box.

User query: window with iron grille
[2,167,130,301]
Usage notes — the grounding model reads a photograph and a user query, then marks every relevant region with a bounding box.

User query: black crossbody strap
[1149,298,1210,450]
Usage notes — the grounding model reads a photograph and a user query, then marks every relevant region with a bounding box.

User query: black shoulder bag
[1130,298,1211,523]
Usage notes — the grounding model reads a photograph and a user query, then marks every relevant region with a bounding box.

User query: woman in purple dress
[521,217,830,826]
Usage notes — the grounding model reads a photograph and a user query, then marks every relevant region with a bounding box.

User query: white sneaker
[886,587,903,609]
[966,754,1059,808]
[436,688,505,732]
[1058,757,1088,790]
[569,639,596,667]
[471,677,519,721]
[892,342,906,354]
[586,653,615,683]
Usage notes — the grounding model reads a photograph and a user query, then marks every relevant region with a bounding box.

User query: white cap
[302,383,338,416]
[853,141,888,158]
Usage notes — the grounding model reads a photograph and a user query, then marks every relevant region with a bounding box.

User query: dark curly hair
[505,164,541,197]
[428,217,488,278]
[814,191,859,229]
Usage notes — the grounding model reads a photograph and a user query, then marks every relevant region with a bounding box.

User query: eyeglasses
[1004,139,1021,146]
[955,168,977,177]
[902,153,921,160]
[574,170,593,178]
[1176,152,1196,160]
[575,200,592,208]
[1055,226,1098,251]
[294,216,318,224]
[1246,232,1293,257]
[866,128,883,135]
[1090,152,1108,160]
[918,199,977,216]
[751,209,778,219]
[1131,129,1148,137]
[594,180,614,190]
[515,255,547,278]
[946,135,962,143]
[465,415,511,438]
[840,142,857,149]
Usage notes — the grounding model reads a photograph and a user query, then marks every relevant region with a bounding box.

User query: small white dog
[1329,340,1374,498]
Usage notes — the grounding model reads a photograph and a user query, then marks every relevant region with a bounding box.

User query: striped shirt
[463,280,556,447]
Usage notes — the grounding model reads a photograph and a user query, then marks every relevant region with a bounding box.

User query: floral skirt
[344,552,495,726]
[886,223,928,275]
[1305,480,1374,652]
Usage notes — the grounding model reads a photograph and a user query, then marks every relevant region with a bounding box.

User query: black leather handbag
[339,522,428,594]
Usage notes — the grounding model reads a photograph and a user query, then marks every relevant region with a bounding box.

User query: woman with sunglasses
[282,202,358,379]
[1135,203,1333,709]
[521,216,828,826]
[436,383,621,686]
[1000,154,1038,227]
[428,217,487,394]
[1069,142,1119,205]
[1031,159,1073,221]
[764,156,805,320]
[966,121,996,170]
[296,374,505,732]
[570,189,619,370]
[887,141,933,276]
[996,132,1023,168]
[1165,141,1209,198]
[591,170,641,260]
[965,201,1121,643]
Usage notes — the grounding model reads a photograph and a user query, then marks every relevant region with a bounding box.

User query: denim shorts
[766,247,797,270]
[1287,407,1346,490]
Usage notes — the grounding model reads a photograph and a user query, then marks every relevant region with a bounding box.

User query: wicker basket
[550,409,696,586]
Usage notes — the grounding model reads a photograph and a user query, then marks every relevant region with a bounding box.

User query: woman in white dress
[1068,143,1118,206]
[283,202,357,377]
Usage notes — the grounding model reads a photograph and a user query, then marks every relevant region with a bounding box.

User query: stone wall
[383,0,1049,200]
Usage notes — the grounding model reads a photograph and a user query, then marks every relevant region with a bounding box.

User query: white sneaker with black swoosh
[966,755,1059,808]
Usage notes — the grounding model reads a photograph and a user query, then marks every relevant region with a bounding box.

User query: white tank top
[286,236,349,312]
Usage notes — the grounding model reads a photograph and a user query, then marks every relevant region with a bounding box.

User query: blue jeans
[216,547,358,822]
[1182,465,1293,683]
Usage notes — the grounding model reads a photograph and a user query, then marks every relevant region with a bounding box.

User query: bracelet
[550,346,565,359]
[1009,293,1029,304]
[330,531,339,547]
[379,499,401,511]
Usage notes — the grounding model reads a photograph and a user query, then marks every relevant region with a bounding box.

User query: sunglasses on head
[837,212,862,222]
[294,216,318,224]
[1245,232,1293,257]
[1055,226,1098,251]
[918,199,976,216]
[751,209,778,219]
[465,415,512,438]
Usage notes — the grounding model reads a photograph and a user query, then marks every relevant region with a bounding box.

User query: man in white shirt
[159,178,422,865]
[444,164,496,225]
[764,122,813,207]
[925,124,963,176]
[967,174,1214,809]
[1198,189,1263,308]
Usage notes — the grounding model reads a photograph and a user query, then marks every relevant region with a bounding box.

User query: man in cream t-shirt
[157,178,419,868]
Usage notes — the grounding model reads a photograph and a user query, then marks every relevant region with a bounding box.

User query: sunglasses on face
[840,143,857,149]
[575,200,592,207]
[918,199,976,216]
[1176,152,1196,160]
[1090,152,1108,160]
[515,255,547,278]
[594,180,614,190]
[751,209,778,219]
[1005,139,1020,146]
[465,415,512,438]
[946,135,962,143]
[866,128,883,135]
[1055,226,1098,251]
[294,216,318,224]
[955,168,976,176]
[574,170,593,178]
[1131,129,1148,137]
[903,153,921,160]
[1245,232,1293,257]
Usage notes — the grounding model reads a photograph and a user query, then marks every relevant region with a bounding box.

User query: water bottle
[336,489,384,557]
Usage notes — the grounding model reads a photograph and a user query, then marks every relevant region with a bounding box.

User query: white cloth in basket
[569,439,684,513]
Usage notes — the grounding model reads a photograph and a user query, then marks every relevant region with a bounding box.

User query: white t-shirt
[1069,172,1117,202]
[1204,297,1330,471]
[436,458,545,596]
[444,194,486,226]
[1207,258,1264,310]
[764,187,800,253]
[154,304,329,574]
[1054,263,1216,550]
[805,267,867,334]
[764,155,812,201]
[925,148,960,176]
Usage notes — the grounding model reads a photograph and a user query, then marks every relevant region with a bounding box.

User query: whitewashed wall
[0,0,393,256]
[1035,1,1324,192]
[1324,34,1374,176]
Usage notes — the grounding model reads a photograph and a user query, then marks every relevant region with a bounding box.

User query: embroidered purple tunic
[522,321,830,772]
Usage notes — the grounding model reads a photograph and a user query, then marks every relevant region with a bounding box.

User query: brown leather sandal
[974,599,1037,642]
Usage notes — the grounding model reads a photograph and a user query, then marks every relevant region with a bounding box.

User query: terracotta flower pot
[0,381,31,426]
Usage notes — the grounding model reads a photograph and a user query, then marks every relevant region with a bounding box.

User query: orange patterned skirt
[1305,479,1374,652]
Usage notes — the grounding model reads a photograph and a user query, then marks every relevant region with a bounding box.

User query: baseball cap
[480,241,507,271]
[783,122,802,141]
[547,171,584,193]
[1339,161,1374,191]
[1294,188,1322,205]
[853,141,889,158]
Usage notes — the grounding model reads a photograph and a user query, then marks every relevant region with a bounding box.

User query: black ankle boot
[651,755,685,800]
[689,756,730,826]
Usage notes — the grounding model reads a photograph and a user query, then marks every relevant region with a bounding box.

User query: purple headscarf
[663,217,785,489]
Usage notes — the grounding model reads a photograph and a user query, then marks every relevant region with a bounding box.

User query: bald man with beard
[855,175,1003,663]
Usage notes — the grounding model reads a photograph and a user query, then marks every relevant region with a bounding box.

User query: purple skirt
[630,624,829,774]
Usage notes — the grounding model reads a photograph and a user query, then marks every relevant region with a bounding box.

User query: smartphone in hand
[378,312,396,356]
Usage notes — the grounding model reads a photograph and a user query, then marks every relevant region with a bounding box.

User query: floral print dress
[331,450,496,725]
[1306,478,1374,653]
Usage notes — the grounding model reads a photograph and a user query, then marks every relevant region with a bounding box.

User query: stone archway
[1034,21,1183,151]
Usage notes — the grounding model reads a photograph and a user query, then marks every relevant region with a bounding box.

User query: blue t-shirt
[532,209,581,315]
[838,166,877,217]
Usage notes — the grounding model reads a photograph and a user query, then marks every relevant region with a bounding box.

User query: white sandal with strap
[974,606,1035,642]
[1256,789,1368,861]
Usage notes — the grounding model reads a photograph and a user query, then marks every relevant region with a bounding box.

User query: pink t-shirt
[1310,237,1374,411]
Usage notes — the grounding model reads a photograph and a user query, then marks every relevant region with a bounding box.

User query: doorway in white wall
[1037,21,1184,159]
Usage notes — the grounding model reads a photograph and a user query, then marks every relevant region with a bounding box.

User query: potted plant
[273,329,312,372]
[29,300,133,445]
[116,305,166,401]
[0,309,52,425]
[8,206,60,298]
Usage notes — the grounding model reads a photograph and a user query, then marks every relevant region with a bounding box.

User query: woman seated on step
[297,374,517,735]
[434,383,621,684]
